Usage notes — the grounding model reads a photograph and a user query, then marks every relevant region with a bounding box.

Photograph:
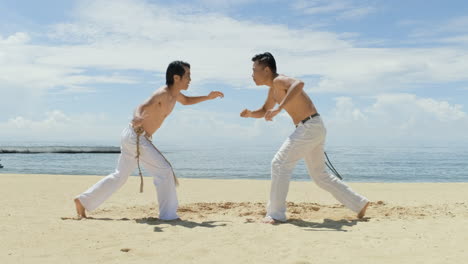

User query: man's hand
[131,115,144,127]
[207,91,224,100]
[264,108,282,121]
[240,109,252,118]
[131,112,148,127]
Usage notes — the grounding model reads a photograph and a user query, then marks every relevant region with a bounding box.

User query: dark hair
[166,61,190,86]
[252,52,277,74]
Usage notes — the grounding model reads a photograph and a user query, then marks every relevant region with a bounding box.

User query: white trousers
[77,125,179,220]
[267,116,369,221]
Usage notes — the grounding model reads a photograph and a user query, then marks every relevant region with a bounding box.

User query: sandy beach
[1,173,467,264]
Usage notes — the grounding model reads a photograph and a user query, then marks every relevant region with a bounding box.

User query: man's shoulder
[143,87,167,105]
[152,86,171,97]
[156,85,169,93]
[273,74,295,88]
[273,74,288,80]
[274,74,297,82]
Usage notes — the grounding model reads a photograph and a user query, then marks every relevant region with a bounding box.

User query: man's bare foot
[261,216,284,224]
[357,201,370,219]
[261,216,275,224]
[74,198,87,218]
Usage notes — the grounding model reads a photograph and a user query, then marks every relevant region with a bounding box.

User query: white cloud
[0,110,123,142]
[0,38,139,92]
[326,94,468,146]
[330,97,367,123]
[156,94,468,147]
[196,0,252,9]
[300,47,468,94]
[0,0,352,101]
[0,32,30,44]
[366,94,466,120]
[0,107,294,146]
[41,0,468,95]
[1,94,467,147]
[1,0,468,147]
[410,16,468,38]
[338,6,374,20]
[405,16,468,46]
[291,0,375,20]
[292,0,348,14]
[438,34,468,44]
[2,0,468,99]
[415,98,466,121]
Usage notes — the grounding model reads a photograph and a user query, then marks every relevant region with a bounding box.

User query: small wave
[0,146,120,154]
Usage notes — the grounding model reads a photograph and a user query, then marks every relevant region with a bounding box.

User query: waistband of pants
[296,113,320,127]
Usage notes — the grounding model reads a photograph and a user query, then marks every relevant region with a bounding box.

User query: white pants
[267,116,369,221]
[77,125,179,220]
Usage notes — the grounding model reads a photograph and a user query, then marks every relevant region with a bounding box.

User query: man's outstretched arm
[177,91,224,105]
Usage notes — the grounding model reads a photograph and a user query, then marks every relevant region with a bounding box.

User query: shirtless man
[240,52,369,224]
[74,61,224,220]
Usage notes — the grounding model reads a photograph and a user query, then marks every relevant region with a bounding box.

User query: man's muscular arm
[276,77,304,110]
[264,77,304,121]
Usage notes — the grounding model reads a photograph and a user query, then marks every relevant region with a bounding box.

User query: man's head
[166,61,191,90]
[251,52,277,85]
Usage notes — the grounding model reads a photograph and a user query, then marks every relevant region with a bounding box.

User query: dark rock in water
[0,146,120,154]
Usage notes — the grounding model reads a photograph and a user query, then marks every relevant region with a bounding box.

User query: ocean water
[0,144,467,182]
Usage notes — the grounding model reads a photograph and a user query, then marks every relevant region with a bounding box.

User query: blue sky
[1,0,468,147]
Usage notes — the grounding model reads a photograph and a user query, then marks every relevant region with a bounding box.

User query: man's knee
[271,156,285,169]
[272,154,296,171]
[313,172,338,189]
[271,156,294,181]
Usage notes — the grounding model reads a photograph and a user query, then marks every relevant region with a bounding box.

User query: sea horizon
[1,142,467,183]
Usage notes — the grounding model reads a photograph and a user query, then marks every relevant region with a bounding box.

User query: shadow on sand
[284,217,370,232]
[62,215,369,232]
[61,216,228,232]
[135,217,228,232]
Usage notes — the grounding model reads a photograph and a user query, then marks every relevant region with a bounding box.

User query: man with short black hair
[74,61,224,220]
[241,52,369,224]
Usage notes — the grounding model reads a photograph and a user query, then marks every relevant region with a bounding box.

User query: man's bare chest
[162,100,176,116]
[150,98,176,117]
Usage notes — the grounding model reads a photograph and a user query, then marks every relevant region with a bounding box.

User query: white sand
[1,174,467,264]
